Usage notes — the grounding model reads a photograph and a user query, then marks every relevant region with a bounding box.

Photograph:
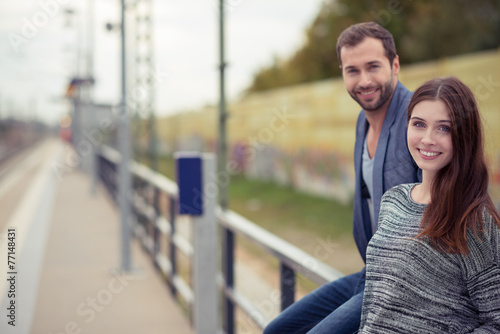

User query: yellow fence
[158,48,500,203]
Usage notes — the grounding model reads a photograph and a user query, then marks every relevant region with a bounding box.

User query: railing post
[280,262,296,311]
[152,186,160,258]
[95,151,102,185]
[111,159,118,201]
[176,152,218,334]
[223,229,235,334]
[168,195,177,296]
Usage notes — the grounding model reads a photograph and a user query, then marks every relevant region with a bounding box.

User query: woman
[358,76,500,333]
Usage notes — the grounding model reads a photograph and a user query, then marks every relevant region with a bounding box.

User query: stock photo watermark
[474,74,500,100]
[46,268,137,334]
[5,228,17,327]
[321,0,349,16]
[7,0,73,53]
[370,0,411,26]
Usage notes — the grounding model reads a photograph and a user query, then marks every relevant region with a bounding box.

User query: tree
[245,0,500,93]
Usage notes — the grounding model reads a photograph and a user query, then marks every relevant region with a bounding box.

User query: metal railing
[96,145,344,333]
[218,209,344,332]
[97,146,193,304]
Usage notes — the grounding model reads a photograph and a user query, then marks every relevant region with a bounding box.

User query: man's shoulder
[390,82,413,123]
[395,81,412,95]
[355,108,367,127]
[394,82,413,107]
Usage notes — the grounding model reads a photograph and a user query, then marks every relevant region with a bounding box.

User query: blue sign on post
[176,154,203,215]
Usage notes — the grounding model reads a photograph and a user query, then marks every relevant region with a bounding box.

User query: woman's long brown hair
[407,77,500,254]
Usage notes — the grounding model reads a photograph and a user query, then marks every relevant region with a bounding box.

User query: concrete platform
[0,139,193,334]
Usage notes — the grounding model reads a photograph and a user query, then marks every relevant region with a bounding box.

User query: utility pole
[87,0,97,195]
[218,0,228,210]
[218,2,234,333]
[133,0,157,171]
[118,0,132,273]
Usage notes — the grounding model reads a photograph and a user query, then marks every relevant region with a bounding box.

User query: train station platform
[0,138,193,334]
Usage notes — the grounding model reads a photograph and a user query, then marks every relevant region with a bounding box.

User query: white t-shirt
[362,137,375,233]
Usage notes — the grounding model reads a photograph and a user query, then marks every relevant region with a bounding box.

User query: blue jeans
[263,268,366,334]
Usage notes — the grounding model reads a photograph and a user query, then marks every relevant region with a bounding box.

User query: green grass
[227,174,353,238]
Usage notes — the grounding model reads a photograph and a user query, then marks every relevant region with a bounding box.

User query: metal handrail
[218,208,344,284]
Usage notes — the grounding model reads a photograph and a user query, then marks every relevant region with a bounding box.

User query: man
[264,22,420,333]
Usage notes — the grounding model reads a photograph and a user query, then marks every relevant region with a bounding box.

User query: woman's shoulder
[378,183,424,229]
[382,183,418,201]
[379,183,423,217]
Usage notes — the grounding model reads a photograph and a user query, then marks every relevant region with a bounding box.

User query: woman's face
[407,99,453,180]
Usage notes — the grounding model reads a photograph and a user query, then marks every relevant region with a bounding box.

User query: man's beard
[350,76,395,112]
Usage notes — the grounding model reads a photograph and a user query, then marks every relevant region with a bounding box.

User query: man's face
[340,37,399,113]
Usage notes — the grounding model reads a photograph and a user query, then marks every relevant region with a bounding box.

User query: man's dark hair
[336,22,397,68]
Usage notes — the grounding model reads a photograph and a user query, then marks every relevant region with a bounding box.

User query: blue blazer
[353,82,420,262]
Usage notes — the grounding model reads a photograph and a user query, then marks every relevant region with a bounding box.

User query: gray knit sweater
[359,183,500,333]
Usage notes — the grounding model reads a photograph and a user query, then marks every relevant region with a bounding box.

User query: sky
[0,0,327,125]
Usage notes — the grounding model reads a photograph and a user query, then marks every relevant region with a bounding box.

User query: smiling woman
[358,76,500,333]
